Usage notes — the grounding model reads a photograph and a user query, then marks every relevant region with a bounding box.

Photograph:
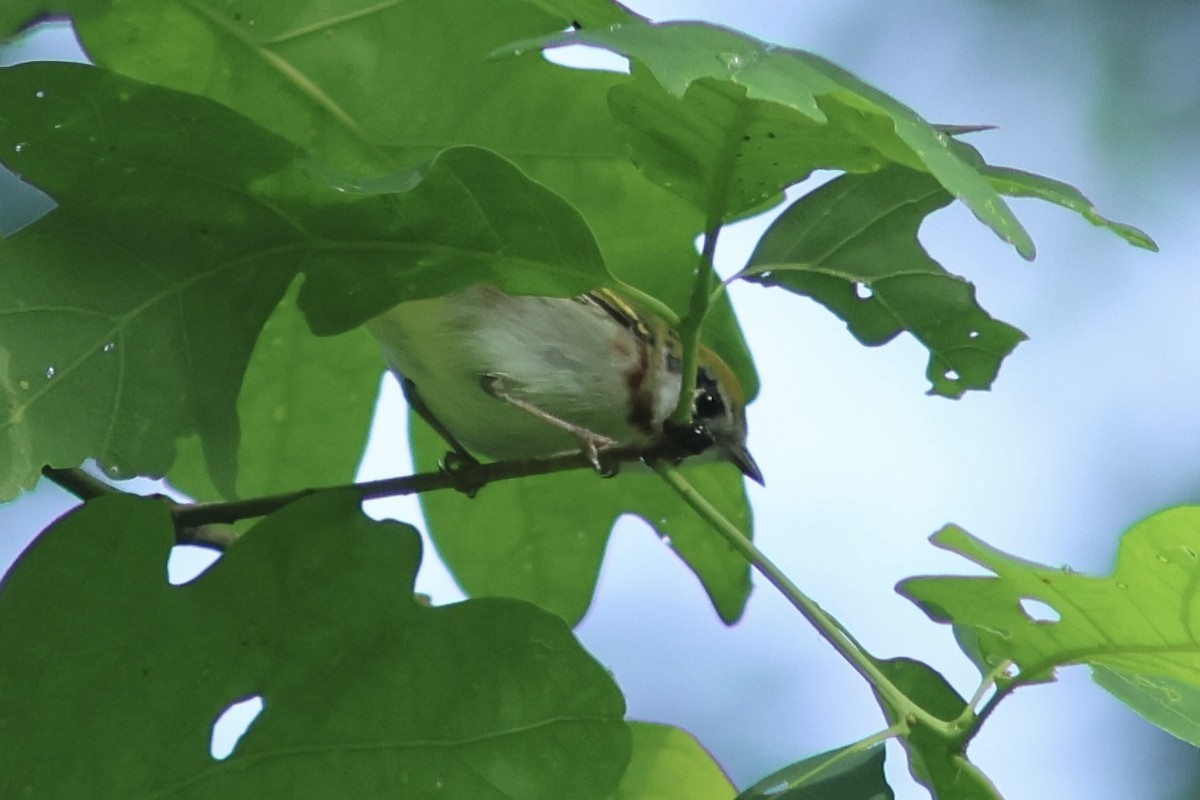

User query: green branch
[653,462,957,737]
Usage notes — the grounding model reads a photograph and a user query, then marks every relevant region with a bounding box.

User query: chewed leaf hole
[543,44,630,74]
[211,695,264,760]
[1019,597,1061,623]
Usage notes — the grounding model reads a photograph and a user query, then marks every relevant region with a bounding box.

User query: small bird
[367,284,762,484]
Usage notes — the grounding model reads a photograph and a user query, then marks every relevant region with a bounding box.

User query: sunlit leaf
[900,507,1200,735]
[0,491,630,798]
[610,723,735,800]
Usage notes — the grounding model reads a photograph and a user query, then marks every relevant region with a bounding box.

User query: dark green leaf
[0,62,611,498]
[872,658,1002,800]
[900,507,1200,717]
[515,19,1035,259]
[737,741,891,800]
[54,0,759,398]
[0,491,630,798]
[610,722,735,799]
[608,73,883,221]
[742,166,1026,398]
[411,414,752,625]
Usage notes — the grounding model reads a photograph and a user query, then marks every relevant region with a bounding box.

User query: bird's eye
[693,368,726,419]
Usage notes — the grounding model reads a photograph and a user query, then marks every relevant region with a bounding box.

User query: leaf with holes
[0,491,630,798]
[20,0,755,397]
[411,415,753,626]
[515,18,1034,259]
[606,72,885,222]
[900,507,1200,742]
[0,62,611,499]
[741,165,1026,398]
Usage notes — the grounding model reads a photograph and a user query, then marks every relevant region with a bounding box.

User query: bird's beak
[726,443,765,486]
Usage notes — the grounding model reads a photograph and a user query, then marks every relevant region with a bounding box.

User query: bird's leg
[479,374,617,473]
[401,377,482,496]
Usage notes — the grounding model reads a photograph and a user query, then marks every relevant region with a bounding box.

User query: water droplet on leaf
[44,365,56,379]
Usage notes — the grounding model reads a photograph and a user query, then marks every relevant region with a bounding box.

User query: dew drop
[1156,554,1170,563]
[968,330,980,339]
[34,89,46,99]
[13,142,25,153]
[719,52,743,70]
[44,365,56,379]
[102,341,115,353]
[854,281,874,299]
[1115,581,1128,590]
[944,369,960,381]
[1183,546,1198,560]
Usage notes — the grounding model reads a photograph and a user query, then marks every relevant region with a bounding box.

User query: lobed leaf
[516,19,1035,259]
[742,166,1026,398]
[14,0,756,397]
[900,507,1200,739]
[0,491,631,798]
[167,283,384,503]
[0,62,610,499]
[411,415,753,626]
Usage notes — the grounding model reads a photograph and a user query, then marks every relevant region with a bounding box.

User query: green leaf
[0,62,611,498]
[167,282,384,502]
[1092,666,1200,747]
[0,491,630,798]
[51,0,760,398]
[0,62,302,498]
[872,658,1002,800]
[742,166,1027,398]
[411,414,753,625]
[899,507,1200,715]
[984,164,1158,251]
[737,741,891,800]
[610,723,735,800]
[607,73,882,222]
[516,19,1035,259]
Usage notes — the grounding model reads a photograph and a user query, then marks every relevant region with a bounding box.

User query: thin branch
[41,466,124,501]
[653,462,958,738]
[41,442,664,547]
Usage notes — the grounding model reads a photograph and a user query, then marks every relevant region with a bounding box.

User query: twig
[41,442,661,546]
[653,462,957,737]
[41,466,124,501]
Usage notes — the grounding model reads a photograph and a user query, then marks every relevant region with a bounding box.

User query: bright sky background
[2,2,1198,798]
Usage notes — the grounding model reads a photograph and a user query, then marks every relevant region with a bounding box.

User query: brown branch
[42,441,661,549]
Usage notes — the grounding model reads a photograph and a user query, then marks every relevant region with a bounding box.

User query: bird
[367,284,762,484]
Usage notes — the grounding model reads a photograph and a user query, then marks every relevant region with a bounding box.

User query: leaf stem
[653,462,955,736]
[611,279,682,330]
[670,222,722,424]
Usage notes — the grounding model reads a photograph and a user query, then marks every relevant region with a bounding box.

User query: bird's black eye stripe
[693,367,726,419]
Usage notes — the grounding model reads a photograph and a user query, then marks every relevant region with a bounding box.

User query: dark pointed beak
[726,443,764,486]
